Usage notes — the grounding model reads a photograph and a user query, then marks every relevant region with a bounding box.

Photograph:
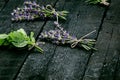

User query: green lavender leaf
[81,44,91,50]
[58,15,67,20]
[86,0,101,4]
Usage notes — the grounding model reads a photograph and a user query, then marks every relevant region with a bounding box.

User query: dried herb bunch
[11,1,68,21]
[0,28,43,53]
[86,0,109,6]
[39,22,96,50]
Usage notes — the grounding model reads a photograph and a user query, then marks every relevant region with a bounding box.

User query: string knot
[71,30,96,48]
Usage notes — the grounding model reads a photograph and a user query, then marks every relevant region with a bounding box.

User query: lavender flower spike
[11,1,68,21]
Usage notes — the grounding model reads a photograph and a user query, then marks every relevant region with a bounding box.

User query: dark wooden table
[0,0,120,80]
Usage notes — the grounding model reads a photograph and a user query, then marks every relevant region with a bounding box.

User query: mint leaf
[0,34,8,46]
[12,41,28,47]
[0,28,43,53]
[0,34,8,39]
[0,39,5,46]
[17,28,27,36]
[8,30,29,47]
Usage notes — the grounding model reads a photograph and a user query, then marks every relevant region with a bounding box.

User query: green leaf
[17,28,27,36]
[0,34,8,39]
[12,41,28,47]
[8,30,29,47]
[61,11,69,14]
[58,15,67,20]
[0,34,8,46]
[81,44,91,50]
[0,39,5,46]
[86,0,101,4]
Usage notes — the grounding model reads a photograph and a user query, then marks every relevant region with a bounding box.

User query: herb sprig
[11,1,68,21]
[0,28,43,53]
[39,22,96,51]
[86,0,109,6]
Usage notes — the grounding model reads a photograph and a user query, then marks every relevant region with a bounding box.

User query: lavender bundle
[39,22,96,50]
[11,1,68,21]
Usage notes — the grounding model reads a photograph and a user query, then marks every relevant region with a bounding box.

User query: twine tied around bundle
[71,30,96,48]
[46,5,59,23]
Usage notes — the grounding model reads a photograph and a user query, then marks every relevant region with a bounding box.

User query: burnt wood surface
[0,0,8,12]
[0,0,4,11]
[0,0,120,80]
[83,0,120,80]
[16,0,106,80]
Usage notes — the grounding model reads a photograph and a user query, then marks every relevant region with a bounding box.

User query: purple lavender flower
[39,29,76,45]
[11,1,68,21]
[39,22,96,50]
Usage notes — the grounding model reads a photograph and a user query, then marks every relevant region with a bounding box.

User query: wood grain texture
[0,0,119,80]
[43,0,105,80]
[15,0,58,80]
[0,0,4,11]
[16,21,57,80]
[83,0,120,80]
[0,0,8,12]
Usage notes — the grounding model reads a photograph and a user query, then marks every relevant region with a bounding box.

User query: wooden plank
[115,56,120,80]
[107,0,120,80]
[0,0,47,80]
[14,0,58,80]
[0,0,8,12]
[44,0,106,80]
[0,0,4,11]
[83,0,120,80]
[16,21,57,80]
[0,0,26,79]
